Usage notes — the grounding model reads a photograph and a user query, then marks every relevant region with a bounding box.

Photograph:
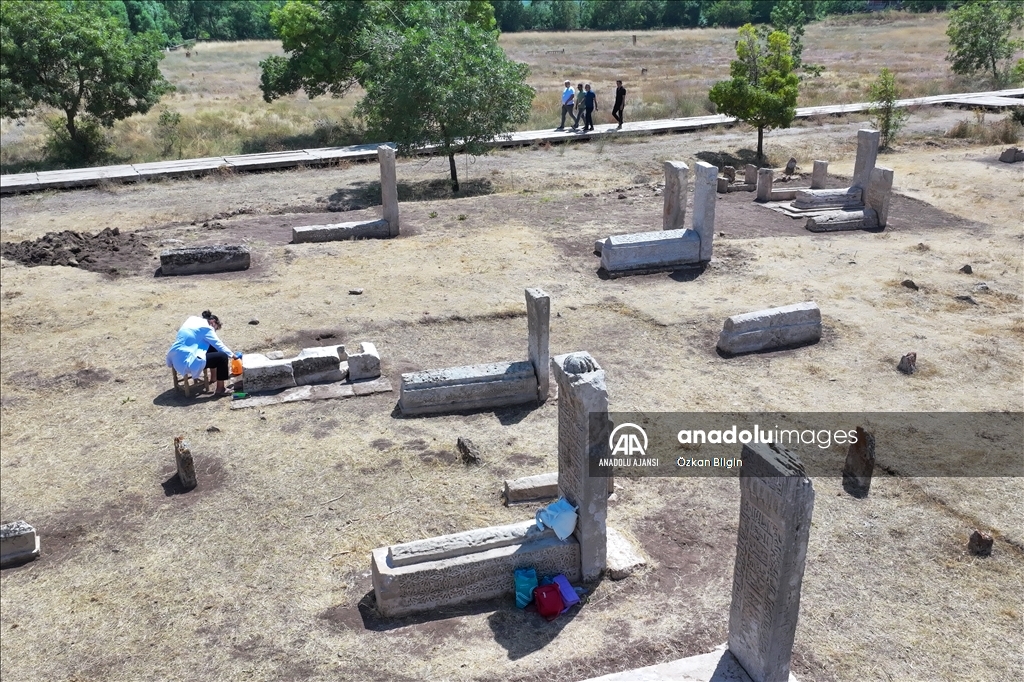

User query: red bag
[533,584,565,621]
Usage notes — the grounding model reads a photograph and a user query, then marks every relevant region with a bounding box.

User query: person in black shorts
[612,80,626,128]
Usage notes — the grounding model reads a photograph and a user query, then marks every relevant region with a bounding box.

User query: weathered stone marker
[663,161,690,230]
[692,161,718,262]
[526,288,551,401]
[347,342,381,381]
[842,427,875,497]
[292,220,390,243]
[793,187,862,209]
[0,521,40,567]
[551,352,610,581]
[378,145,400,237]
[745,164,758,185]
[718,302,822,356]
[728,441,814,682]
[599,228,701,276]
[160,245,250,276]
[864,166,895,227]
[852,129,880,189]
[174,436,197,490]
[756,168,774,202]
[810,160,828,189]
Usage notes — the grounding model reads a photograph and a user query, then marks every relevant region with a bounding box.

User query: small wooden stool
[172,367,210,398]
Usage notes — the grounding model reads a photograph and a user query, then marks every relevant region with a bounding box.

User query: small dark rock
[456,437,481,465]
[955,295,978,305]
[897,352,917,375]
[248,319,259,325]
[959,264,972,274]
[901,279,919,291]
[617,194,626,200]
[206,425,221,433]
[968,530,993,556]
[349,289,364,295]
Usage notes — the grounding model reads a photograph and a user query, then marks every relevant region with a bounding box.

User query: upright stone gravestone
[663,161,689,230]
[692,161,718,262]
[810,161,828,189]
[756,169,774,202]
[851,129,880,189]
[728,441,814,682]
[378,145,400,237]
[550,352,610,582]
[744,164,758,185]
[526,288,551,401]
[864,166,894,227]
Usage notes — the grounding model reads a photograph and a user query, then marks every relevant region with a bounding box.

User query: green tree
[704,0,751,27]
[0,0,171,161]
[356,4,533,191]
[708,24,799,161]
[946,0,1024,86]
[867,68,908,150]
[771,0,806,69]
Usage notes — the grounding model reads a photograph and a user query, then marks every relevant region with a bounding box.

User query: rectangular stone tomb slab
[242,353,297,393]
[718,302,821,356]
[503,472,559,504]
[347,342,381,381]
[398,361,538,415]
[1,521,40,567]
[387,520,556,567]
[805,209,878,232]
[581,643,799,682]
[599,228,701,275]
[292,219,390,243]
[792,188,862,210]
[372,535,580,618]
[159,245,250,276]
[292,345,346,385]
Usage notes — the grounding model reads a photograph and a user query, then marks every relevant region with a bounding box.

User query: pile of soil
[0,227,151,275]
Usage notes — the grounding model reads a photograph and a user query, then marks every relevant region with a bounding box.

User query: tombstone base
[292,219,391,243]
[398,361,539,416]
[580,643,799,682]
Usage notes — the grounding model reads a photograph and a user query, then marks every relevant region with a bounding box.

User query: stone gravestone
[728,441,814,682]
[692,161,718,262]
[378,145,400,237]
[864,166,895,227]
[842,426,875,497]
[663,161,690,230]
[173,436,197,490]
[526,288,551,401]
[810,160,828,189]
[551,352,610,582]
[756,168,774,202]
[745,164,758,185]
[852,129,880,189]
[0,521,40,567]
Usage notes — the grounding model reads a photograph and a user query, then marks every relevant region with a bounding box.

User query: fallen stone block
[292,219,390,243]
[805,208,879,232]
[727,182,756,193]
[371,533,580,618]
[399,361,539,415]
[1,521,40,568]
[793,187,863,209]
[159,245,250,276]
[347,342,381,381]
[242,353,297,393]
[387,520,556,567]
[292,345,347,385]
[605,527,646,580]
[599,228,702,276]
[503,472,559,504]
[718,302,822,356]
[173,436,197,490]
[717,176,730,193]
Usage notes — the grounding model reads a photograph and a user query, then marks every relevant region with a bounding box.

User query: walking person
[557,80,576,130]
[612,80,626,128]
[571,82,586,130]
[582,83,597,131]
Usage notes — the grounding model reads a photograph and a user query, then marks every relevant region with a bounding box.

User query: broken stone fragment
[842,427,875,497]
[901,279,918,291]
[959,264,973,274]
[174,436,197,490]
[968,530,993,556]
[0,520,41,568]
[897,352,917,375]
[347,342,381,381]
[456,436,481,465]
[722,165,736,183]
[784,157,798,175]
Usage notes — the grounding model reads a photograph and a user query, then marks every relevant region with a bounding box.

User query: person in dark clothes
[612,80,626,128]
[557,80,575,130]
[571,82,585,129]
[582,83,597,131]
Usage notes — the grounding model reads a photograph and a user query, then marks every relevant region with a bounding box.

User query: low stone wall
[398,361,538,415]
[159,245,250,276]
[242,344,348,393]
[292,219,391,243]
[718,302,821,356]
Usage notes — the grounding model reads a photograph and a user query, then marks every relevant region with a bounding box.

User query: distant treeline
[492,0,960,31]
[69,0,285,44]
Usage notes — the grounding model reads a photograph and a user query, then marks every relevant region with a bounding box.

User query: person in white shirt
[557,80,576,130]
[166,310,235,395]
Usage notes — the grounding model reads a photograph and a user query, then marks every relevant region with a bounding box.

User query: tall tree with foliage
[0,0,171,161]
[946,0,1024,86]
[867,68,908,150]
[771,0,806,69]
[357,4,533,191]
[708,24,799,161]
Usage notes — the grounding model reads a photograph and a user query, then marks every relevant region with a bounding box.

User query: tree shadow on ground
[695,149,766,169]
[326,178,494,211]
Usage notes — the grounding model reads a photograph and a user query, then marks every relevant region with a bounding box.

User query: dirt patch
[507,453,546,467]
[6,367,113,390]
[0,227,152,276]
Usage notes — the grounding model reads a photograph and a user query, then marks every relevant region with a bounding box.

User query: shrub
[42,116,111,166]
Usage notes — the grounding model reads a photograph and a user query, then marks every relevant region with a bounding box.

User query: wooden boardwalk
[2,88,1020,195]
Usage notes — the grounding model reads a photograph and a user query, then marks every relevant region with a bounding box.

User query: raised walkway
[2,88,1020,195]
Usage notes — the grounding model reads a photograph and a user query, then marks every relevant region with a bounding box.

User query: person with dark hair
[581,83,597,132]
[571,82,585,130]
[166,310,237,396]
[557,80,576,130]
[612,80,626,128]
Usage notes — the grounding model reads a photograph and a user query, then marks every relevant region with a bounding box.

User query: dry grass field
[0,11,994,172]
[1,106,1022,681]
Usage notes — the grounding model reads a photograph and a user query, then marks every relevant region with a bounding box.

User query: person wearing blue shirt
[557,80,576,130]
[582,83,598,132]
[166,310,236,395]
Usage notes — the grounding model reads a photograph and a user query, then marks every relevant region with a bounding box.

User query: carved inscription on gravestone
[728,442,814,682]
